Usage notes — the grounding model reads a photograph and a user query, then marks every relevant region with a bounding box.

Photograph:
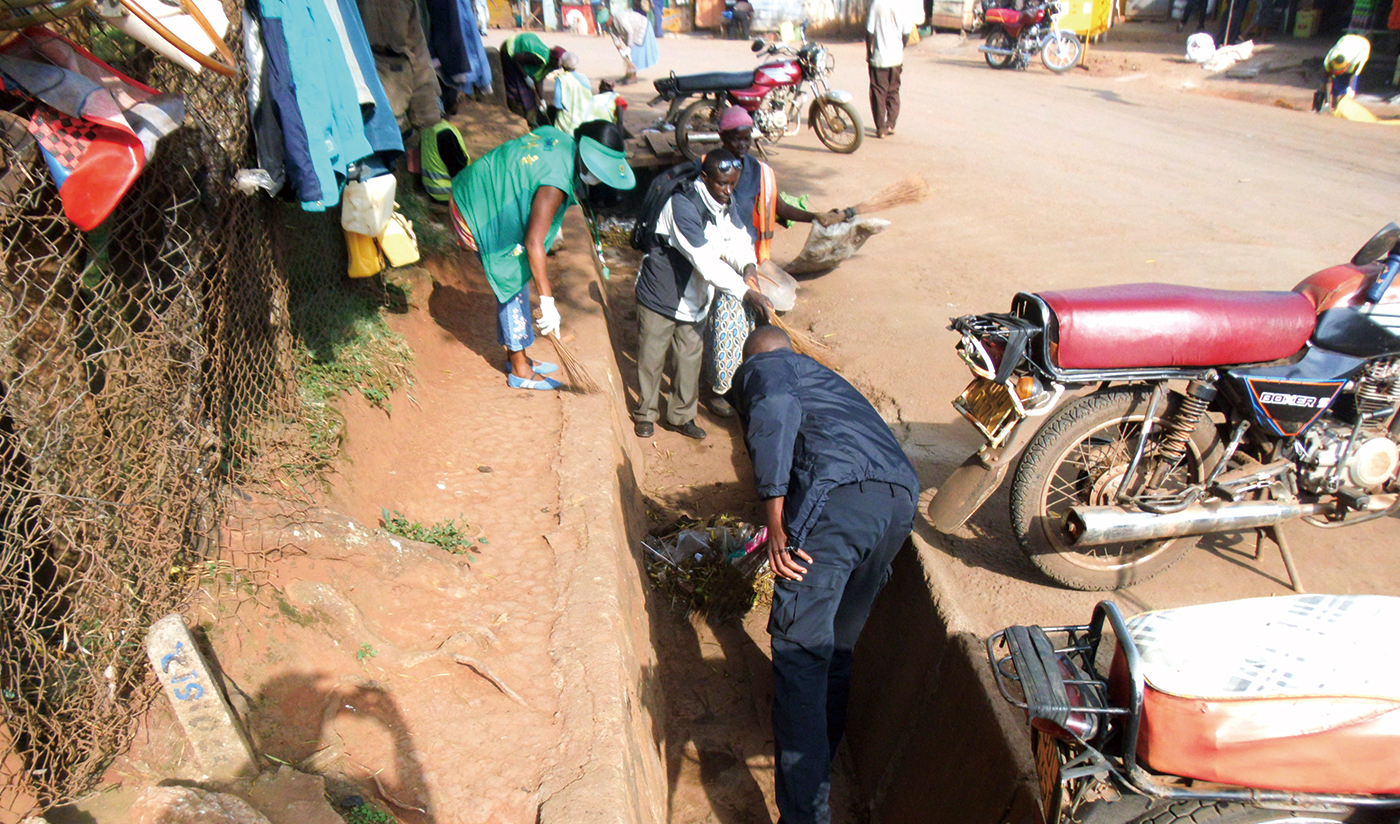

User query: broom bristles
[546,332,602,394]
[768,315,835,370]
[852,174,930,215]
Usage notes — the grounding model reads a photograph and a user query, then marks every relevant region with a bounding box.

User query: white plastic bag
[784,217,891,275]
[341,174,397,236]
[1185,32,1216,64]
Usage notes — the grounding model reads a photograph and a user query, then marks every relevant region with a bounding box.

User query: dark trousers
[1180,0,1208,29]
[867,64,902,135]
[768,480,916,824]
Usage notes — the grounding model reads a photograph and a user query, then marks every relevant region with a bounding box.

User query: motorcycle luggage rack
[990,602,1400,811]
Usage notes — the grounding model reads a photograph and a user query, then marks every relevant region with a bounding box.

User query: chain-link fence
[0,5,342,812]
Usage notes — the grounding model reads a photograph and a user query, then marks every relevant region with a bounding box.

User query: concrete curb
[537,211,667,824]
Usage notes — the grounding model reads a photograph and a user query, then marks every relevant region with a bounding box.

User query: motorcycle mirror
[751,38,766,52]
[1352,222,1400,266]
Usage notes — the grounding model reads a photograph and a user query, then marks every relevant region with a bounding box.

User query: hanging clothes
[424,0,492,95]
[357,0,441,129]
[251,0,402,211]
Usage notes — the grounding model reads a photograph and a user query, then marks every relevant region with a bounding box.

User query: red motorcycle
[979,0,1082,73]
[928,224,1400,591]
[651,31,863,161]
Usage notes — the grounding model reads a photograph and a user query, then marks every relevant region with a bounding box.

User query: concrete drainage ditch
[580,211,1037,824]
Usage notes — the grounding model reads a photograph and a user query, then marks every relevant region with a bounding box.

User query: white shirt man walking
[866,0,916,137]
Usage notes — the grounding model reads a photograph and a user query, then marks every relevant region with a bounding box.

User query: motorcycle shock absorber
[1156,379,1217,472]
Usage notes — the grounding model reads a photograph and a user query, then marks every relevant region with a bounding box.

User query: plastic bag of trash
[1202,40,1253,72]
[785,216,891,275]
[639,515,773,619]
[1185,32,1215,63]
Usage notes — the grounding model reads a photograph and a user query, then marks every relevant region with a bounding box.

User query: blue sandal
[503,360,558,375]
[508,373,562,391]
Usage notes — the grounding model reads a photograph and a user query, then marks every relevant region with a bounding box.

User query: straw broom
[544,330,602,394]
[849,174,930,216]
[766,314,836,370]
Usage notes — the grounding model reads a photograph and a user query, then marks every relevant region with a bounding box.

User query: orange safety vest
[753,160,777,263]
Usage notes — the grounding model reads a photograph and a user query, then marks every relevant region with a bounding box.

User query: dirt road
[524,26,1400,622]
[512,28,1400,821]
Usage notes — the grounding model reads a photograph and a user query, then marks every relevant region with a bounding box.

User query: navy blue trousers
[768,480,916,824]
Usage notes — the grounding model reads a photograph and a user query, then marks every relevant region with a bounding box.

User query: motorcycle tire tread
[1009,387,1222,591]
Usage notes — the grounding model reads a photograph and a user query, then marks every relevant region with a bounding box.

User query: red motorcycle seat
[1037,283,1315,370]
[984,7,1025,24]
[654,70,757,95]
[1110,595,1400,795]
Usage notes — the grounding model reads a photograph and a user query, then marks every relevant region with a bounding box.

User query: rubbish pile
[641,515,774,620]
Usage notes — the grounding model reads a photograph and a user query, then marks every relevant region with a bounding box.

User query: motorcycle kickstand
[1254,524,1305,593]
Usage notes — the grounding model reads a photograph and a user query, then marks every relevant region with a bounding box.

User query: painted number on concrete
[159,642,206,701]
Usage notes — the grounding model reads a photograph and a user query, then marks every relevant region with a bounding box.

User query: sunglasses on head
[708,158,742,172]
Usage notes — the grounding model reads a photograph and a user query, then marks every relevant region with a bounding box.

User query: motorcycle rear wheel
[810,99,864,153]
[1009,388,1221,591]
[1041,30,1083,73]
[676,98,725,162]
[1123,801,1346,824]
[984,27,1014,69]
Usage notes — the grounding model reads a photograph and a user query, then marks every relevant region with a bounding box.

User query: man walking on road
[727,326,919,824]
[866,0,915,137]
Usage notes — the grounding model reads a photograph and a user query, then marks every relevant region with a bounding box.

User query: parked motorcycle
[927,224,1400,591]
[979,0,1083,73]
[651,29,863,161]
[988,595,1400,824]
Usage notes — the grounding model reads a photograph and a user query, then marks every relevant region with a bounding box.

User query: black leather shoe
[634,421,654,437]
[661,419,707,440]
[707,396,735,418]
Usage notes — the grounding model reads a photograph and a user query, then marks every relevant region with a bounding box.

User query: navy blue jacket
[727,349,919,545]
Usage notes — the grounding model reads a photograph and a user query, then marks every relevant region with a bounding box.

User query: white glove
[536,295,561,337]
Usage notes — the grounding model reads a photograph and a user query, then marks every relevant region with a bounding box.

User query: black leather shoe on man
[661,420,707,440]
[634,421,654,437]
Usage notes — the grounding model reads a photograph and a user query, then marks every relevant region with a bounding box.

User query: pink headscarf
[718,106,754,132]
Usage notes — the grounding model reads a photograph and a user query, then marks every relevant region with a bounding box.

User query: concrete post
[145,614,258,783]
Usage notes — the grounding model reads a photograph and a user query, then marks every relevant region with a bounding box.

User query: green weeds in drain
[339,801,397,824]
[380,509,479,559]
[395,186,457,259]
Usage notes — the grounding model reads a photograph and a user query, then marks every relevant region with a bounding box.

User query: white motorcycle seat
[1113,594,1400,795]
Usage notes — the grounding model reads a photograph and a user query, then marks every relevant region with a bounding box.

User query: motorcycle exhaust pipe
[1063,500,1327,546]
[978,46,1016,56]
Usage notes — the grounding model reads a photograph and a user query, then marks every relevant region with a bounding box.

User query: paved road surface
[493,28,1400,631]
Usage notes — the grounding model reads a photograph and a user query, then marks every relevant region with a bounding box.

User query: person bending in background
[450,120,635,389]
[703,106,845,418]
[1314,33,1370,112]
[632,149,772,439]
[727,325,919,824]
[606,7,659,83]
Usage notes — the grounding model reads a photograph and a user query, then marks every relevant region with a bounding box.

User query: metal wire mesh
[0,6,327,811]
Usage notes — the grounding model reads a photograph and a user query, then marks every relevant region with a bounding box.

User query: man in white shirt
[867,0,915,137]
[632,150,773,439]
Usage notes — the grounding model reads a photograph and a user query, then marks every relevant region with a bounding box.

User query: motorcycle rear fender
[927,417,1040,533]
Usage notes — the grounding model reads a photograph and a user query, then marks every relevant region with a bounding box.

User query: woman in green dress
[449,120,635,389]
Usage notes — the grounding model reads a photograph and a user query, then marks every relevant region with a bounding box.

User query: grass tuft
[380,509,480,559]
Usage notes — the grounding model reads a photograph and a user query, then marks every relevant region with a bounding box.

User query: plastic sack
[378,211,421,267]
[345,230,385,278]
[784,216,891,275]
[341,174,397,236]
[1201,40,1253,72]
[1185,32,1215,63]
